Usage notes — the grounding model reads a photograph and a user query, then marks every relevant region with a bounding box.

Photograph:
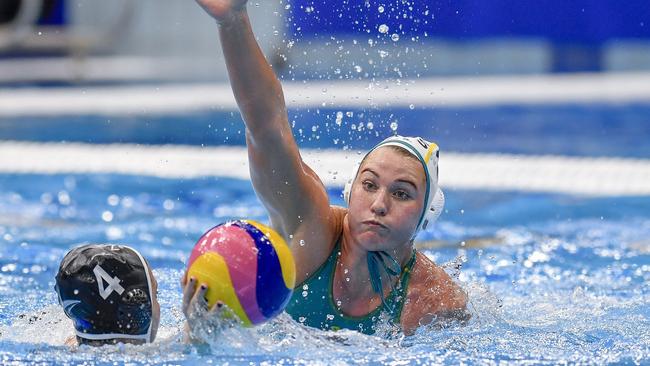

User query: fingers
[182,277,228,333]
[208,300,224,314]
[182,277,197,316]
[192,284,210,312]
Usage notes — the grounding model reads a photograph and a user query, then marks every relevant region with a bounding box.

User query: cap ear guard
[343,162,360,205]
[129,246,155,344]
[420,187,445,231]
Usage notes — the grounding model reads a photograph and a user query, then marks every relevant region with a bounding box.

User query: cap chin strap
[367,251,401,315]
[75,331,150,342]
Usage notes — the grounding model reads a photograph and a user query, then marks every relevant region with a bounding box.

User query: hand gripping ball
[186,220,296,326]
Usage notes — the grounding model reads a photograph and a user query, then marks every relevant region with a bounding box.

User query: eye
[362,180,377,191]
[393,190,411,201]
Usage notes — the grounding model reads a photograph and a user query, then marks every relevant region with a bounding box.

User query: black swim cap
[54,244,155,343]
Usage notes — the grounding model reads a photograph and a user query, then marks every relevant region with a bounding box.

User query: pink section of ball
[188,225,223,267]
[188,223,266,324]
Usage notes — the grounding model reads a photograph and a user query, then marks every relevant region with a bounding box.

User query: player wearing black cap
[55,244,160,346]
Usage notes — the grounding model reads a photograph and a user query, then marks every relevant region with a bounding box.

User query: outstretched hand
[181,276,230,342]
[195,0,248,22]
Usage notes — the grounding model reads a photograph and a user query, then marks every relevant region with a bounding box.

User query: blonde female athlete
[184,0,469,336]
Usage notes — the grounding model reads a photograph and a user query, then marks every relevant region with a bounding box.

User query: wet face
[148,268,160,343]
[347,147,426,252]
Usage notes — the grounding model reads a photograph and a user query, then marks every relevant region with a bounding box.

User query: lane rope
[1,142,649,196]
[2,72,650,116]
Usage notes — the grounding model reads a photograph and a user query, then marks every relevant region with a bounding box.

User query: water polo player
[55,244,160,346]
[187,0,469,335]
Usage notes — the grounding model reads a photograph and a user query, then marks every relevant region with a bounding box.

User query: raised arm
[196,1,338,282]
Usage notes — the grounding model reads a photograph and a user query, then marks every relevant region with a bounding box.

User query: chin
[355,232,390,251]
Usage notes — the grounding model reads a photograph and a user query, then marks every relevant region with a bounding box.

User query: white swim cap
[343,135,445,236]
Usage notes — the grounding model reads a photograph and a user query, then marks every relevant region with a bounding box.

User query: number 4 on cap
[93,264,125,300]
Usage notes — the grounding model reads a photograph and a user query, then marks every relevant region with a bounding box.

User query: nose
[370,190,388,216]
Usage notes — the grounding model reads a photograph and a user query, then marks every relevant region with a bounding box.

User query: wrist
[217,8,248,29]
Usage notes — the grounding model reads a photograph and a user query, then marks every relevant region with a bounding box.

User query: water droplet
[40,193,53,204]
[107,194,119,206]
[391,33,400,42]
[335,111,344,125]
[121,196,134,208]
[73,289,79,295]
[106,226,124,240]
[302,291,308,297]
[299,239,306,246]
[390,121,398,131]
[326,314,335,320]
[409,104,415,110]
[354,65,363,73]
[378,5,385,13]
[366,122,374,130]
[163,199,175,210]
[101,211,114,222]
[57,191,71,206]
[378,24,389,34]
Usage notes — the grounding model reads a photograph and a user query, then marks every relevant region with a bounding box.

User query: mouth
[363,220,388,230]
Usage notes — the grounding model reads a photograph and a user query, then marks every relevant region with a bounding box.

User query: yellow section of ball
[186,251,252,326]
[245,220,296,290]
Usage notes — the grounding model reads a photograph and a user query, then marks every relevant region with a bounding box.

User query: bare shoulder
[400,252,470,334]
[291,205,347,285]
[329,205,347,227]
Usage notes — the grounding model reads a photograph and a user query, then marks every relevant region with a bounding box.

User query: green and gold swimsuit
[285,241,416,335]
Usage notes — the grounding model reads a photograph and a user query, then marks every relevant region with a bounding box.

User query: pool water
[0,173,648,365]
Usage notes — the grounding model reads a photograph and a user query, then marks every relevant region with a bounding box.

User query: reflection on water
[0,174,648,365]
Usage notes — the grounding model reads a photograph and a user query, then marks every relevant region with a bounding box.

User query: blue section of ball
[233,220,291,319]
